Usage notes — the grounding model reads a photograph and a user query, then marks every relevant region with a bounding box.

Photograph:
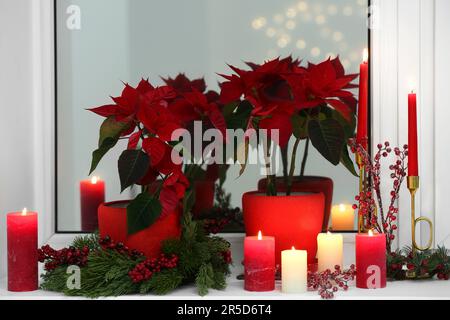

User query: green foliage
[90,116,130,174]
[387,246,450,281]
[126,192,162,235]
[196,263,215,296]
[72,232,100,251]
[140,269,184,295]
[308,118,345,166]
[39,213,231,298]
[118,150,150,192]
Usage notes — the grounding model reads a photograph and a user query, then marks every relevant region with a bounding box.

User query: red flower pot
[258,176,333,231]
[98,201,181,259]
[242,191,325,266]
[192,180,216,218]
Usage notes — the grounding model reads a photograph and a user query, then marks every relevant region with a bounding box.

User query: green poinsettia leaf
[225,100,252,130]
[340,145,358,177]
[308,118,345,166]
[89,116,130,175]
[118,149,150,192]
[291,112,308,139]
[127,192,162,235]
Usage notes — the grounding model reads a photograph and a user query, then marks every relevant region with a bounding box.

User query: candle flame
[362,48,369,63]
[368,229,374,237]
[22,208,27,216]
[339,204,346,212]
[91,176,99,184]
[257,231,262,240]
[292,246,296,251]
[327,231,332,235]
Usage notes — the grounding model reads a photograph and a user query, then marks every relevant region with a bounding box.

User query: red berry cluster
[308,265,356,299]
[203,218,231,234]
[99,236,143,259]
[350,140,407,252]
[38,245,90,271]
[128,254,179,283]
[221,250,232,264]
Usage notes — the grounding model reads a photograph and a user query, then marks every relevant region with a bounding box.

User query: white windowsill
[3,232,449,300]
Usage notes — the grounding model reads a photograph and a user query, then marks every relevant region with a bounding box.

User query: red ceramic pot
[242,191,325,266]
[258,176,333,231]
[98,201,181,259]
[192,180,215,217]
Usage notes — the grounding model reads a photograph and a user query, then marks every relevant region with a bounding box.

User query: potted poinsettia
[87,78,226,258]
[219,56,358,265]
[162,73,226,217]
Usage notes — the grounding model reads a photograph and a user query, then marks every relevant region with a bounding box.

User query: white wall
[434,0,450,247]
[0,0,38,278]
[372,0,450,249]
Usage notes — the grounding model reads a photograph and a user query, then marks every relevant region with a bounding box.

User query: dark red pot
[242,191,325,266]
[258,176,333,231]
[192,180,216,218]
[98,201,181,259]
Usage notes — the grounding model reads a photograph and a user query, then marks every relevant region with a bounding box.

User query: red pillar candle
[7,208,38,292]
[244,231,275,292]
[356,230,386,289]
[408,92,419,176]
[357,48,369,150]
[80,176,105,232]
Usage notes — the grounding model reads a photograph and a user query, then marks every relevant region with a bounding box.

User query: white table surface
[1,233,449,300]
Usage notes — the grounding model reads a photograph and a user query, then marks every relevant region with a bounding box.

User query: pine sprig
[387,246,450,280]
[39,213,231,297]
[72,233,100,251]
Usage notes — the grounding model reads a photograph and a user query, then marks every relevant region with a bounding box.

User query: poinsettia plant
[220,55,358,195]
[88,78,226,234]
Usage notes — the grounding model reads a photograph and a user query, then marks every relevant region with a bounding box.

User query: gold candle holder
[407,176,433,252]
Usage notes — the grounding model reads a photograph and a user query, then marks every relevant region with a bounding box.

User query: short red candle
[7,209,38,292]
[356,231,386,289]
[408,92,419,176]
[80,176,105,232]
[357,49,369,150]
[244,231,275,292]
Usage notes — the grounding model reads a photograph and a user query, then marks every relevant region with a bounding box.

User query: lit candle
[317,232,343,272]
[7,208,38,292]
[244,231,275,292]
[331,204,355,231]
[356,230,386,289]
[80,176,105,232]
[357,48,369,150]
[282,247,307,294]
[408,91,419,176]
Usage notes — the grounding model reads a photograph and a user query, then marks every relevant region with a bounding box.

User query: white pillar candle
[281,247,307,293]
[317,232,343,272]
[331,204,355,231]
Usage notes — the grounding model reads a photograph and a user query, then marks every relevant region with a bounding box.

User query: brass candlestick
[407,176,433,252]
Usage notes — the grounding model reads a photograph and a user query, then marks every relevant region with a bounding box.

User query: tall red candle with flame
[7,208,38,292]
[408,92,419,176]
[80,176,105,232]
[244,231,275,292]
[357,49,369,150]
[356,230,386,289]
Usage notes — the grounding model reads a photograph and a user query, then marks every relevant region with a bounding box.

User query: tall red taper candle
[80,176,105,232]
[244,231,275,292]
[408,92,419,176]
[7,208,38,292]
[357,49,369,150]
[356,230,386,289]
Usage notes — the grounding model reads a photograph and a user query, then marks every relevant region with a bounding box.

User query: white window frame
[35,0,444,250]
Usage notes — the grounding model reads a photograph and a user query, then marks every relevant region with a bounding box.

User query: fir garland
[387,246,450,280]
[38,214,232,297]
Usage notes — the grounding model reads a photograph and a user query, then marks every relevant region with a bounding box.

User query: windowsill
[1,232,450,299]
